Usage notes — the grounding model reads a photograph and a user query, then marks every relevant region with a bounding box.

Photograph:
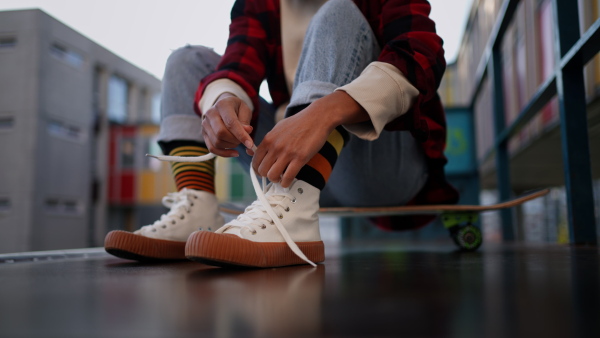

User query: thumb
[238,100,253,126]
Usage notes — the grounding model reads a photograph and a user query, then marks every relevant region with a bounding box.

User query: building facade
[0,9,170,253]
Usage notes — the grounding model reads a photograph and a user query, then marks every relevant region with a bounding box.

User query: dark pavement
[0,242,598,338]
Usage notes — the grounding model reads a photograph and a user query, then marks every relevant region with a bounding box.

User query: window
[50,43,84,68]
[0,36,16,49]
[120,137,136,169]
[108,75,129,123]
[44,198,82,215]
[151,94,161,124]
[64,200,79,213]
[47,119,86,142]
[144,136,162,172]
[45,198,60,212]
[538,0,555,83]
[0,116,14,131]
[0,198,11,212]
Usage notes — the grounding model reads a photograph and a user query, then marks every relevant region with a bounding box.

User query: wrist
[310,91,370,129]
[216,92,236,103]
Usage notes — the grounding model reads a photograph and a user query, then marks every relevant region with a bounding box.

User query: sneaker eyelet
[152,229,157,232]
[180,215,185,220]
[278,214,283,219]
[291,198,297,203]
[285,207,290,212]
[162,225,167,229]
[208,227,212,231]
[251,230,257,235]
[261,225,266,229]
[193,196,198,199]
[270,220,274,225]
[190,202,194,207]
[198,227,203,231]
[297,188,303,194]
[172,221,176,225]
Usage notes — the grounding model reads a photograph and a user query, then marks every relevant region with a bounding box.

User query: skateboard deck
[220,188,550,217]
[219,188,550,252]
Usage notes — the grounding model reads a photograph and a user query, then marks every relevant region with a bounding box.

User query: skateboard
[219,188,551,252]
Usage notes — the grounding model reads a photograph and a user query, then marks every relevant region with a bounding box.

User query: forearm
[298,91,370,132]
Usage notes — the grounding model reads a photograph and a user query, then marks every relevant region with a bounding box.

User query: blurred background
[0,0,598,253]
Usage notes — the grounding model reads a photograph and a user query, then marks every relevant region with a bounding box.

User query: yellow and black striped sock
[296,126,348,190]
[166,143,215,193]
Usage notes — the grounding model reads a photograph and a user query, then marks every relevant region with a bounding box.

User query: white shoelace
[148,150,316,267]
[138,188,196,232]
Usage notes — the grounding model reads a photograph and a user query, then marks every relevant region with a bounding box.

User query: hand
[252,110,332,187]
[201,93,255,157]
[252,91,370,187]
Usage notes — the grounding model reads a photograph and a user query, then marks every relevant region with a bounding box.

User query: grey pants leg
[158,44,278,154]
[288,0,429,207]
[157,44,277,167]
[157,45,221,145]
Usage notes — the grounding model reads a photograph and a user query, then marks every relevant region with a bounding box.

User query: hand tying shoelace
[147,148,317,267]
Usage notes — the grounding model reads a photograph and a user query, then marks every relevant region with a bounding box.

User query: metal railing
[468,0,598,244]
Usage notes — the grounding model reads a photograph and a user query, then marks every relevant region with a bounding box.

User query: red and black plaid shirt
[194,0,459,230]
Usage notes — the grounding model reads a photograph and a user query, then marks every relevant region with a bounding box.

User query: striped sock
[296,126,348,190]
[168,144,215,193]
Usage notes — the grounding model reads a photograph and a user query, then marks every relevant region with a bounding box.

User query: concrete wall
[0,9,161,253]
[0,10,41,253]
[31,10,95,250]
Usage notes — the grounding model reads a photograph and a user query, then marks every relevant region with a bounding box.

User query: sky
[0,0,474,82]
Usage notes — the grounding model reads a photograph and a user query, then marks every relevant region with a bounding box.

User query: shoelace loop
[138,189,196,233]
[147,150,317,267]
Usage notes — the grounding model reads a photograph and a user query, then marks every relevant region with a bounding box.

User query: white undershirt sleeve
[335,61,419,141]
[198,78,255,114]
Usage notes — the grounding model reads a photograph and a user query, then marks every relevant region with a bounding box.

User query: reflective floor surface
[0,242,599,338]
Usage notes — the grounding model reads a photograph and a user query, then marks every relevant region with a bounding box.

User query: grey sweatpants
[157,0,428,207]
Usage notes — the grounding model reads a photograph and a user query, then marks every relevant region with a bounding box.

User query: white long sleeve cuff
[336,62,419,140]
[198,78,255,114]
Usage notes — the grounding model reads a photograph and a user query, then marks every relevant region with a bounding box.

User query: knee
[319,0,356,13]
[164,45,220,79]
[308,0,368,37]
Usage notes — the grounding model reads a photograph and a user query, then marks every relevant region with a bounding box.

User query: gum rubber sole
[104,230,187,262]
[185,231,325,268]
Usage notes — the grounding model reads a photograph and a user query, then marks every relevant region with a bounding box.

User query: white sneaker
[105,188,224,261]
[186,173,324,268]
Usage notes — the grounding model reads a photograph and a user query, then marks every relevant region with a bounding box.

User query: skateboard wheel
[452,225,482,251]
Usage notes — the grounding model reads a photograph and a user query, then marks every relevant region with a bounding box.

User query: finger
[202,118,216,146]
[207,113,241,146]
[252,143,268,173]
[204,118,239,148]
[257,150,277,178]
[267,158,289,183]
[203,123,239,157]
[281,159,304,188]
[246,148,255,156]
[243,125,253,134]
[222,104,254,149]
[213,137,239,149]
[204,135,239,158]
[238,101,253,126]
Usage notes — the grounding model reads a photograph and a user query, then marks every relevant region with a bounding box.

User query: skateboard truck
[442,212,482,251]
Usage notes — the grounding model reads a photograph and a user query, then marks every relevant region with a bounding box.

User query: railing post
[552,0,597,244]
[489,46,515,241]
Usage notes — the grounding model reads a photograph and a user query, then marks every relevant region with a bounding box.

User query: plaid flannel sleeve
[194,0,270,121]
[378,0,446,101]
